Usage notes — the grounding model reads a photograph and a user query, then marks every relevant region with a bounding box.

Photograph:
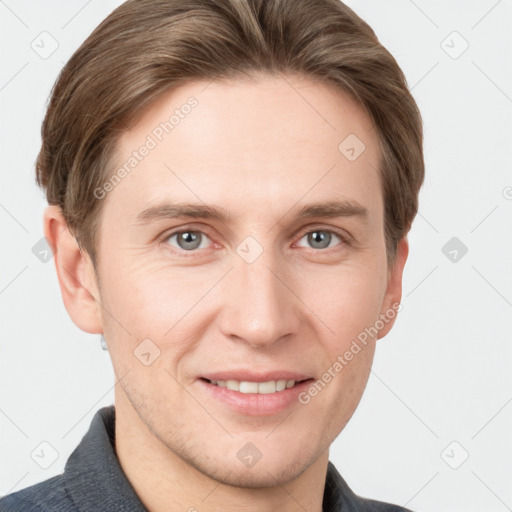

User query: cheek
[100,246,387,365]
[99,259,219,364]
[297,263,386,349]
[100,255,204,328]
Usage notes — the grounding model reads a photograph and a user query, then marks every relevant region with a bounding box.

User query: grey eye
[167,231,208,251]
[297,230,342,250]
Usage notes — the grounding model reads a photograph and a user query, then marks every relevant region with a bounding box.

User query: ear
[43,205,103,334]
[377,236,409,340]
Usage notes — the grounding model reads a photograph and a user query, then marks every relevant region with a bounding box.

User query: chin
[187,443,319,489]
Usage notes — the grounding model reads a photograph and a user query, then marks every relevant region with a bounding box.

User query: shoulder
[339,486,413,512]
[353,497,413,512]
[0,474,76,512]
[325,461,413,512]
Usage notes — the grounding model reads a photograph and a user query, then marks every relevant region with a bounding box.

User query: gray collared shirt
[0,406,412,511]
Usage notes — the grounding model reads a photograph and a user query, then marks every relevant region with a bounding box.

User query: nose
[217,245,300,349]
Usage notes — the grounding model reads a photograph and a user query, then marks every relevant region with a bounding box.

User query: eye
[164,229,212,252]
[161,226,347,257]
[296,229,345,250]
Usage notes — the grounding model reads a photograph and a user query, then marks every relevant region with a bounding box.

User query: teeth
[209,379,297,394]
[257,381,276,394]
[226,380,239,391]
[240,381,259,393]
[276,379,287,391]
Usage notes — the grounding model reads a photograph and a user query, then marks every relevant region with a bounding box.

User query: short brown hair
[36,0,424,269]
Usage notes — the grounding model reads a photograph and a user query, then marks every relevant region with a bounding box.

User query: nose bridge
[219,242,297,347]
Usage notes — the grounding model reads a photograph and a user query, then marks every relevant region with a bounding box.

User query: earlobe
[43,205,103,334]
[377,237,409,340]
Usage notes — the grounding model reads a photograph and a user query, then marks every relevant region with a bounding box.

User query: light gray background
[1,1,511,510]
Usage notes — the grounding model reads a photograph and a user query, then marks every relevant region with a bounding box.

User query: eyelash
[160,225,349,257]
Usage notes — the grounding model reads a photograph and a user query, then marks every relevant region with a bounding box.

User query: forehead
[105,74,382,227]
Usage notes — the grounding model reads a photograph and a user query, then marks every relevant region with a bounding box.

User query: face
[74,74,406,487]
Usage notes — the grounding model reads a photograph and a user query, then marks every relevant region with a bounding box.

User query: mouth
[200,377,313,395]
[196,371,316,415]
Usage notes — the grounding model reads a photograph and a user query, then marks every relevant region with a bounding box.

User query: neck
[114,390,328,512]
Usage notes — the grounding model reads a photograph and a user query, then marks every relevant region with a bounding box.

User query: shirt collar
[64,405,147,511]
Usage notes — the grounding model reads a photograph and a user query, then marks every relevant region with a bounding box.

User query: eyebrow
[134,199,369,225]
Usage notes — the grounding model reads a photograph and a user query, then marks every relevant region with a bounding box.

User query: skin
[44,73,408,512]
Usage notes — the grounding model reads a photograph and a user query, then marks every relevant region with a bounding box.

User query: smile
[204,378,307,394]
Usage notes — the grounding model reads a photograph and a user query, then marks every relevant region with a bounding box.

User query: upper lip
[200,371,314,382]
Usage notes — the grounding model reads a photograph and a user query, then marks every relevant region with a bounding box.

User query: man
[0,0,423,510]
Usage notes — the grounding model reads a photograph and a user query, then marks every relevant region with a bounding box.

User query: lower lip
[197,379,314,416]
